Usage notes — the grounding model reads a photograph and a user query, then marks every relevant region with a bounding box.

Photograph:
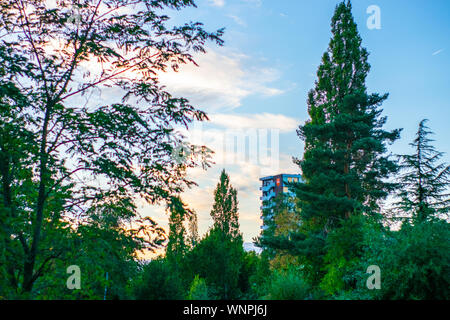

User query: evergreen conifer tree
[396,119,450,222]
[210,169,240,240]
[291,1,401,285]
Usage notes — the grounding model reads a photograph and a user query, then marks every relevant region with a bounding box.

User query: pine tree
[210,169,240,239]
[396,119,450,222]
[291,1,401,285]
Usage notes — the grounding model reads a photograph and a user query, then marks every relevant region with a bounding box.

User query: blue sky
[140,0,450,245]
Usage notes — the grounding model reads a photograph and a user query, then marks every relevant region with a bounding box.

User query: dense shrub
[332,218,450,300]
[133,259,184,300]
[268,267,311,300]
[184,228,244,300]
[376,220,450,299]
[187,275,210,300]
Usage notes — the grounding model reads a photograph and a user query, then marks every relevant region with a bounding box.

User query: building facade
[259,173,301,230]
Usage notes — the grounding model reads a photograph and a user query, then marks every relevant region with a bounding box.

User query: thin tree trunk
[23,101,53,292]
[344,141,352,219]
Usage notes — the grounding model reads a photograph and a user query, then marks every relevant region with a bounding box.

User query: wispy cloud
[432,48,444,56]
[228,14,247,27]
[210,113,300,133]
[158,48,285,112]
[208,0,225,7]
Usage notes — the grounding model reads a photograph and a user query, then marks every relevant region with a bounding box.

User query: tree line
[0,0,448,300]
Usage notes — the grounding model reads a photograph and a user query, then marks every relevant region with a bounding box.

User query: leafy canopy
[0,0,223,294]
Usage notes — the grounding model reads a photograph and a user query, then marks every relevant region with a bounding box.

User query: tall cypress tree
[292,1,401,285]
[210,169,240,240]
[183,169,243,299]
[396,119,450,222]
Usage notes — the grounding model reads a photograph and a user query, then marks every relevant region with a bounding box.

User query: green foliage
[257,193,300,262]
[256,191,303,286]
[187,275,210,300]
[320,215,366,295]
[246,251,272,300]
[288,0,401,288]
[0,0,223,294]
[166,197,190,265]
[27,205,155,300]
[211,169,240,239]
[374,220,450,300]
[1,0,448,302]
[181,169,245,299]
[184,227,244,300]
[133,259,184,300]
[327,217,450,300]
[268,267,311,300]
[396,119,450,223]
[237,251,259,298]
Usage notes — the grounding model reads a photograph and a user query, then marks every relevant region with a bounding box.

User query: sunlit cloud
[158,48,285,111]
[210,113,300,133]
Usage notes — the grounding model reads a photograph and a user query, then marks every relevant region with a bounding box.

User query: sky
[138,0,450,246]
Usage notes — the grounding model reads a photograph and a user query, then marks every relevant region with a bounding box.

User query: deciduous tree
[0,0,222,295]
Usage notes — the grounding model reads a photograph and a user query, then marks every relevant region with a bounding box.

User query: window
[283,187,288,193]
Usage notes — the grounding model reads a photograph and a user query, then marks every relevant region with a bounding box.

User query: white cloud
[138,134,300,243]
[210,113,300,133]
[208,0,225,7]
[142,111,302,243]
[158,48,285,112]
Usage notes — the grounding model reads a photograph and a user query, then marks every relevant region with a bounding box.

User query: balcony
[261,181,275,192]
